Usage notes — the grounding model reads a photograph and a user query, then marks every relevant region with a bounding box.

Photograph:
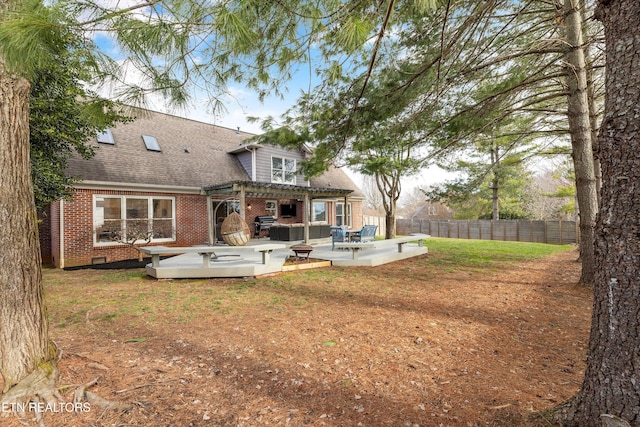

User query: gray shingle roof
[67,109,363,197]
[67,110,250,188]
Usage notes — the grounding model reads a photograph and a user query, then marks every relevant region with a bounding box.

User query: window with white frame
[265,200,277,218]
[271,156,296,184]
[312,201,327,222]
[336,202,352,227]
[93,195,175,245]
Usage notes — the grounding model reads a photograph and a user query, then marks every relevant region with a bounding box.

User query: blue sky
[90,14,455,190]
[188,79,304,135]
[92,27,314,135]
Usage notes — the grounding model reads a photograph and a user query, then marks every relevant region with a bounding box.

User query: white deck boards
[143,236,429,278]
[145,252,288,278]
[315,242,429,267]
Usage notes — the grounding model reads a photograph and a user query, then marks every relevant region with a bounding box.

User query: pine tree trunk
[563,0,598,286]
[558,1,640,425]
[581,2,602,205]
[0,63,50,391]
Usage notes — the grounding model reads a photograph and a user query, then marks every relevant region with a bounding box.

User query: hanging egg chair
[220,211,250,246]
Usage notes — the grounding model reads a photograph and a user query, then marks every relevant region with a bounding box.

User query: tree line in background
[1,1,638,426]
[383,159,577,222]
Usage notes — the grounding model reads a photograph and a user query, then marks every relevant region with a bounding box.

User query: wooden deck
[142,235,430,279]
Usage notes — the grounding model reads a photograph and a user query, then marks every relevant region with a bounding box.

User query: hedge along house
[40,110,365,268]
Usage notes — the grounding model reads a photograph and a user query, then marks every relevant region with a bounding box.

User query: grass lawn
[425,238,573,269]
[23,239,590,426]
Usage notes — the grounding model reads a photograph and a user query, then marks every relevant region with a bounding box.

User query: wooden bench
[374,234,430,253]
[141,244,286,268]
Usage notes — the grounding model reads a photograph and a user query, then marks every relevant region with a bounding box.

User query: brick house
[40,110,364,268]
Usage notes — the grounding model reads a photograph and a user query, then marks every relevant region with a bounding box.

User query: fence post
[559,220,563,245]
[530,220,533,243]
[544,220,548,244]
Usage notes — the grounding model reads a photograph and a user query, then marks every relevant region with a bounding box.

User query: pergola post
[207,196,214,245]
[304,193,310,243]
[344,194,349,227]
[239,185,246,221]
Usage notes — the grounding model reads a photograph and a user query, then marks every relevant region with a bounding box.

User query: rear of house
[39,110,364,268]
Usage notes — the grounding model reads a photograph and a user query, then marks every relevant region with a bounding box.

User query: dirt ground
[4,249,591,426]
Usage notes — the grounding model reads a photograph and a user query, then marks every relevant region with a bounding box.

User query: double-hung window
[271,156,296,184]
[94,195,175,245]
[336,202,352,227]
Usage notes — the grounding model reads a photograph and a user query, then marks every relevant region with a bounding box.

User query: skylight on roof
[96,129,114,144]
[142,135,161,152]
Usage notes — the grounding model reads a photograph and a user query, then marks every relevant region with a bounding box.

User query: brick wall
[61,189,208,268]
[245,197,365,233]
[349,200,364,230]
[43,190,364,267]
[50,202,60,267]
[38,210,53,265]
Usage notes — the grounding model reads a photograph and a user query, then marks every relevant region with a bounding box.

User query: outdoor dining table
[346,230,360,242]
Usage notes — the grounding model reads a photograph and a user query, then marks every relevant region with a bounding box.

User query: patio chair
[350,225,378,243]
[331,226,349,250]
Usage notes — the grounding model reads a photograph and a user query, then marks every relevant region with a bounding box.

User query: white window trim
[265,200,278,218]
[93,195,176,246]
[336,202,352,228]
[271,155,297,185]
[312,201,328,223]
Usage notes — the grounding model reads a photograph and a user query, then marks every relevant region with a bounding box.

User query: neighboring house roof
[411,202,454,220]
[66,109,363,197]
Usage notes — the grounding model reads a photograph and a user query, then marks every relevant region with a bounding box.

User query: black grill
[254,216,276,237]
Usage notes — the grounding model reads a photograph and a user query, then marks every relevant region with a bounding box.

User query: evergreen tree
[553,1,640,424]
[30,51,129,214]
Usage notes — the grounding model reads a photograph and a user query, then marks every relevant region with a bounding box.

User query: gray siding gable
[236,151,253,180]
[254,145,307,186]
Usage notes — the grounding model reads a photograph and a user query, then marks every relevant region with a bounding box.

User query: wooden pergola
[203,180,353,243]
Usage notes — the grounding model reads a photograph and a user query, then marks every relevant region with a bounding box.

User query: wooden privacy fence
[397,219,579,245]
[362,215,386,237]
